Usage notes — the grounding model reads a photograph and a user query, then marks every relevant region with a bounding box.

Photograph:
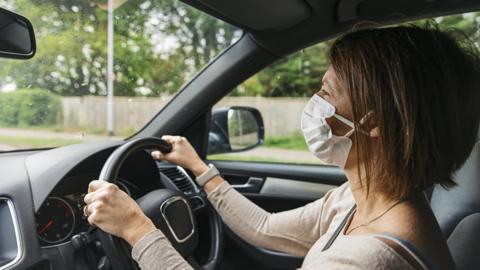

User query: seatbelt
[322,205,357,251]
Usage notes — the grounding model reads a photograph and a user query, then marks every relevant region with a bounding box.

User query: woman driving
[83,25,480,270]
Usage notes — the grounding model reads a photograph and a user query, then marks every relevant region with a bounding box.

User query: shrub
[0,89,61,126]
[0,93,20,125]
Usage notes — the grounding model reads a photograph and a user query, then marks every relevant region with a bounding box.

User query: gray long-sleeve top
[131,181,417,269]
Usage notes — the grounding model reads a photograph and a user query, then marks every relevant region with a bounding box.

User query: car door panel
[208,160,346,269]
[209,160,345,209]
[210,160,346,186]
[260,177,338,200]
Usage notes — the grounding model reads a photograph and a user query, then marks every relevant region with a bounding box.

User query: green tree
[232,12,480,97]
[231,42,331,97]
[2,1,479,99]
[0,0,239,97]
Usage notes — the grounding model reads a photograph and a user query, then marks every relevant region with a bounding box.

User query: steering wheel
[94,137,223,270]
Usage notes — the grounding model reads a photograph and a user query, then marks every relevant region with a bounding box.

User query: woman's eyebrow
[323,79,337,94]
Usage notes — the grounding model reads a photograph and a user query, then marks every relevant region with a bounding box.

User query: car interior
[0,0,479,270]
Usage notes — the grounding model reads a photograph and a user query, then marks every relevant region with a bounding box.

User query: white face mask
[301,94,355,168]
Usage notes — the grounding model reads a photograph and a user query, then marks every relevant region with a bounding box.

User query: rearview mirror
[208,106,264,155]
[0,7,36,59]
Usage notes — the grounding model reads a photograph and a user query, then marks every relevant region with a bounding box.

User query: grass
[263,133,308,151]
[0,124,305,147]
[0,128,312,166]
[207,154,319,164]
[208,154,288,163]
[207,134,316,164]
[0,134,315,163]
[0,135,82,148]
[0,133,318,165]
[0,124,136,137]
[0,124,102,134]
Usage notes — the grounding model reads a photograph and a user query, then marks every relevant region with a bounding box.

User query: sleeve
[132,229,193,270]
[206,181,338,256]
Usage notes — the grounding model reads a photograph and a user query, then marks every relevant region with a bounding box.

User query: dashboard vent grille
[0,198,21,269]
[160,167,195,195]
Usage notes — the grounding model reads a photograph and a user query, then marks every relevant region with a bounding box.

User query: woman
[84,25,480,269]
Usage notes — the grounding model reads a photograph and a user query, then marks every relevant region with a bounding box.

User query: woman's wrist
[203,176,224,194]
[190,160,209,177]
[123,215,157,247]
[189,161,224,193]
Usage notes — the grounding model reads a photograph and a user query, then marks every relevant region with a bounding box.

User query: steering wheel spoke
[188,195,208,212]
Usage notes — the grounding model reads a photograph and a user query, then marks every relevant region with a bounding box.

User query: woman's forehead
[322,66,341,92]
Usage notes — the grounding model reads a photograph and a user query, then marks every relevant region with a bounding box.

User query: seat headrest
[430,140,480,237]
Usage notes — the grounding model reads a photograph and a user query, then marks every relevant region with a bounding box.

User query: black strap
[322,205,357,251]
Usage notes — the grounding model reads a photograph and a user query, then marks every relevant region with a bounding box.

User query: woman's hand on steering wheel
[84,137,224,270]
[84,180,156,247]
[152,135,209,177]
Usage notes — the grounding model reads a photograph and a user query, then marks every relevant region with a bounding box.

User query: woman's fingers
[161,135,187,145]
[151,150,165,160]
[161,135,175,142]
[83,179,156,246]
[87,179,107,193]
[84,181,115,204]
[84,191,95,204]
[161,135,181,144]
[85,201,104,225]
[83,205,89,217]
[87,211,100,226]
[153,135,181,160]
[155,135,204,172]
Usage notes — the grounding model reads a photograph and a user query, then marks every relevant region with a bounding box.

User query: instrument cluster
[35,178,136,246]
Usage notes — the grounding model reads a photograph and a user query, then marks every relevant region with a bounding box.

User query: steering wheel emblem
[159,196,195,243]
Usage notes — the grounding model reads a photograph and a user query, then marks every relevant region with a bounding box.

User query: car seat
[430,131,480,270]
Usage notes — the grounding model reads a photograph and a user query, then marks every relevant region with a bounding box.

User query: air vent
[0,198,22,270]
[160,167,197,195]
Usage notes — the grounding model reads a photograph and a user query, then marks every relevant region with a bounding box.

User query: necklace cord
[346,199,405,234]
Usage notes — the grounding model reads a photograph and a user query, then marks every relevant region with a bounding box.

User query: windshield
[0,0,240,151]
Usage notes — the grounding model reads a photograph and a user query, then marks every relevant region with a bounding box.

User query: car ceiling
[182,0,480,56]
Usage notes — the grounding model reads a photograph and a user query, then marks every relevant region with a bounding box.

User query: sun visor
[192,0,311,31]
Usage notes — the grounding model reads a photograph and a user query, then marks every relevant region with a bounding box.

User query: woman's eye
[320,88,330,96]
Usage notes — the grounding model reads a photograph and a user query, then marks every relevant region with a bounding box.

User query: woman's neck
[344,165,399,222]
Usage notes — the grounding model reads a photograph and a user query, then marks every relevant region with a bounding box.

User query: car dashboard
[0,140,206,270]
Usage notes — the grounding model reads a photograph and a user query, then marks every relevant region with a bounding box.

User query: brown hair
[329,25,480,200]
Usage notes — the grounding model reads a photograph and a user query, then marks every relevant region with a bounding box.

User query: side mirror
[0,7,36,59]
[208,106,265,155]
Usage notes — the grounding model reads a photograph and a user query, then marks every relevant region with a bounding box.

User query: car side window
[207,42,331,165]
[206,11,480,164]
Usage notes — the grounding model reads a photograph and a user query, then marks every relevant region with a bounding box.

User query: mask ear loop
[333,114,355,137]
[333,114,355,128]
[359,111,374,125]
[333,110,374,138]
[357,111,375,136]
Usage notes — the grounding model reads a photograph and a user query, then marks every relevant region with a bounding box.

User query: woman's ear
[369,127,380,137]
